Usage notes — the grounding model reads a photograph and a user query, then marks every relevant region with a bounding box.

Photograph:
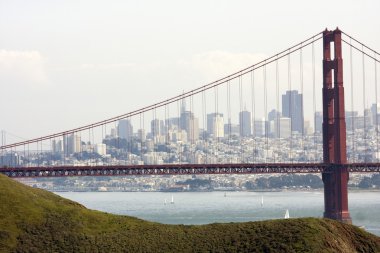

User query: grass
[0,174,379,252]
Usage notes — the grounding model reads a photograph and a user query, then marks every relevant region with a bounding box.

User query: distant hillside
[0,174,379,253]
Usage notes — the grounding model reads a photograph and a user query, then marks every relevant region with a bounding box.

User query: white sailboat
[261,196,264,207]
[170,195,174,204]
[284,209,290,219]
[164,198,167,205]
[224,192,227,197]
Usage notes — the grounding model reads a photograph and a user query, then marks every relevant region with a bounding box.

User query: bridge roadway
[1,163,379,178]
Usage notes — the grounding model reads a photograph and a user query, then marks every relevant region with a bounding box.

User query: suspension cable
[342,31,380,57]
[1,34,323,150]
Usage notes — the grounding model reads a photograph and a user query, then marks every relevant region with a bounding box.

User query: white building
[95,143,107,156]
[254,118,266,137]
[207,113,224,138]
[63,134,81,155]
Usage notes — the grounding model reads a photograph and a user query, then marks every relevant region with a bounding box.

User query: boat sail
[284,209,290,219]
[170,195,174,204]
[261,196,264,207]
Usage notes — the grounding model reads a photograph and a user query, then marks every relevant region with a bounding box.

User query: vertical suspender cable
[263,62,268,162]
[288,51,293,162]
[202,90,206,163]
[275,56,280,163]
[115,121,119,163]
[24,143,26,166]
[251,70,256,163]
[362,45,367,161]
[140,113,143,162]
[166,104,169,161]
[215,86,221,162]
[312,39,317,161]
[227,80,231,163]
[350,39,355,162]
[214,86,218,162]
[191,94,195,163]
[177,100,181,164]
[152,109,156,164]
[142,112,145,163]
[300,46,305,160]
[37,141,39,167]
[375,53,379,159]
[239,75,243,162]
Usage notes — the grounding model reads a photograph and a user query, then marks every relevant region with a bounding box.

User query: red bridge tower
[322,28,351,223]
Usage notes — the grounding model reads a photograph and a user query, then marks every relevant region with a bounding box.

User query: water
[56,191,380,236]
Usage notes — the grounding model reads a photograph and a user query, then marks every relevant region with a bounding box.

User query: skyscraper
[118,119,133,140]
[253,118,266,137]
[207,113,224,138]
[151,119,164,137]
[63,134,81,155]
[314,112,323,133]
[282,90,303,133]
[239,110,251,137]
[180,111,199,142]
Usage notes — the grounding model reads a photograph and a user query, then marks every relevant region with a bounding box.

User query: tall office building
[180,111,199,142]
[278,117,291,138]
[268,109,281,122]
[239,110,251,137]
[95,143,107,156]
[253,118,266,137]
[118,119,133,140]
[207,113,224,138]
[52,139,63,154]
[371,103,380,126]
[282,90,303,133]
[179,97,199,142]
[224,119,240,136]
[151,119,164,137]
[63,134,81,155]
[314,112,323,133]
[137,129,146,142]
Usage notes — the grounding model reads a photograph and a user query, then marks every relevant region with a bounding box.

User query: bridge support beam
[322,28,351,224]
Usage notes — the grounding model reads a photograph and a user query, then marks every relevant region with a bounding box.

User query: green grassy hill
[0,174,379,253]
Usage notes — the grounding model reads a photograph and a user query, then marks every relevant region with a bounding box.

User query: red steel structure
[322,28,351,223]
[1,163,379,178]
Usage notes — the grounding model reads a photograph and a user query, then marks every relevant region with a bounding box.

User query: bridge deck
[1,163,379,178]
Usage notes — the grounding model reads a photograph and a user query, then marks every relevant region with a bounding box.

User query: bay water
[57,191,380,236]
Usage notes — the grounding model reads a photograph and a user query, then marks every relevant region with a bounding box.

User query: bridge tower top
[322,28,346,164]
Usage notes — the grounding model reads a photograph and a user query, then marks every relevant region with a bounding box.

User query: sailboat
[164,199,167,205]
[224,192,227,197]
[170,195,174,204]
[261,196,264,207]
[284,209,290,219]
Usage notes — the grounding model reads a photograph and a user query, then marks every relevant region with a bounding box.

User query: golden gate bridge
[1,28,380,223]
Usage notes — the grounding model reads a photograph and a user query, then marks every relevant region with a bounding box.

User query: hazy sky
[1,0,379,142]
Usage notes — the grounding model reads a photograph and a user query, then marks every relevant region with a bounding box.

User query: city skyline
[1,1,379,141]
